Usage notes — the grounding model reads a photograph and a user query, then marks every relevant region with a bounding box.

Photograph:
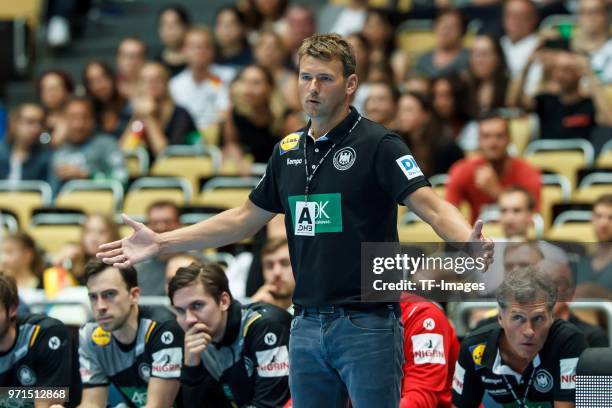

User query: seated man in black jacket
[169,262,291,408]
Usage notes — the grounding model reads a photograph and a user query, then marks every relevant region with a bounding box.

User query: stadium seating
[545,210,596,243]
[540,174,573,231]
[54,179,125,214]
[123,177,192,216]
[150,145,221,194]
[596,139,612,168]
[198,177,261,210]
[0,180,53,228]
[524,139,595,189]
[124,147,150,178]
[0,211,19,237]
[0,0,43,29]
[28,212,85,255]
[573,172,612,203]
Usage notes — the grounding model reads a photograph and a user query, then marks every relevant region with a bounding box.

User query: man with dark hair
[135,200,183,296]
[169,262,291,408]
[116,37,147,99]
[575,193,612,294]
[364,81,399,129]
[0,103,50,182]
[453,267,588,407]
[446,112,541,224]
[0,272,71,406]
[100,33,493,406]
[251,238,295,311]
[415,7,469,78]
[78,259,183,407]
[50,97,127,194]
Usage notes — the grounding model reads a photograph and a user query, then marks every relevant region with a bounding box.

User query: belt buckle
[318,306,336,314]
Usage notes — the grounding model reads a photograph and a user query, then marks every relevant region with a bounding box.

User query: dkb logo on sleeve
[288,194,343,233]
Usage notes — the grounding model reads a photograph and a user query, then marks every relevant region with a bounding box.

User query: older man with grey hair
[452,267,588,408]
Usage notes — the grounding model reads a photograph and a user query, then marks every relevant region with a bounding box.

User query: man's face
[87,267,139,332]
[262,245,295,300]
[478,118,509,161]
[66,102,95,144]
[15,105,44,146]
[173,283,230,342]
[498,298,553,361]
[117,40,146,79]
[435,14,463,50]
[364,83,396,126]
[298,55,356,119]
[503,0,537,43]
[147,206,180,234]
[286,8,316,48]
[552,52,580,94]
[499,191,532,238]
[503,244,543,274]
[592,203,612,242]
[184,32,215,71]
[579,0,608,37]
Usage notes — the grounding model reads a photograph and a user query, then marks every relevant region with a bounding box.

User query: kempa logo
[286,158,303,166]
[333,147,356,170]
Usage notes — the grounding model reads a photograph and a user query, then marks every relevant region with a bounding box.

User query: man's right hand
[184,323,212,366]
[96,214,159,268]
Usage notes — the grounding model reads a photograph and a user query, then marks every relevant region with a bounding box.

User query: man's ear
[346,73,358,97]
[130,287,141,304]
[219,292,231,312]
[8,305,17,321]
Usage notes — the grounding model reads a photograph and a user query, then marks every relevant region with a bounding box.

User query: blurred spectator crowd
[0,0,610,353]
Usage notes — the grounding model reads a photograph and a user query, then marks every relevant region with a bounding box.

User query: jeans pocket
[290,315,302,333]
[346,311,394,332]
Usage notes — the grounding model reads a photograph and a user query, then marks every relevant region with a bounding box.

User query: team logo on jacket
[470,343,486,369]
[534,369,553,393]
[161,331,174,345]
[264,332,278,346]
[396,154,424,180]
[280,133,302,155]
[48,336,61,350]
[92,326,111,346]
[17,365,36,386]
[333,147,356,171]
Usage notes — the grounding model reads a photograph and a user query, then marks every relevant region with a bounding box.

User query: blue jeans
[288,306,404,408]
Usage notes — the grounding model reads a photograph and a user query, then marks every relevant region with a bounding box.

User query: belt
[294,303,399,316]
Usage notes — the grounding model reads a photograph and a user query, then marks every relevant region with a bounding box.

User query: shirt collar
[492,349,541,381]
[488,323,541,380]
[216,300,241,347]
[304,106,360,144]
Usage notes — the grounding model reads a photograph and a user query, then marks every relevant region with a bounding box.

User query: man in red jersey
[401,298,460,408]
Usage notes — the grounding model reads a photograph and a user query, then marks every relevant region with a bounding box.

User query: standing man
[78,259,183,407]
[99,33,492,407]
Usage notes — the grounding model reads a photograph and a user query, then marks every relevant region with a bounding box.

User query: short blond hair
[298,33,356,78]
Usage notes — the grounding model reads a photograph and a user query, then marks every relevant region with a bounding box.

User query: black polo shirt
[249,107,430,306]
[452,320,588,408]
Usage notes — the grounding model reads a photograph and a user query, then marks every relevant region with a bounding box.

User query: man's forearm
[159,203,272,254]
[427,200,473,243]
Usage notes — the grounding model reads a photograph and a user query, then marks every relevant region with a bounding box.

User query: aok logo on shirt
[288,193,342,233]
